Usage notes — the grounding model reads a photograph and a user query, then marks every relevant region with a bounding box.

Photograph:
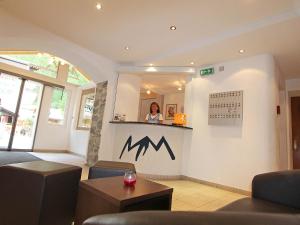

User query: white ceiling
[138,73,189,95]
[1,0,300,78]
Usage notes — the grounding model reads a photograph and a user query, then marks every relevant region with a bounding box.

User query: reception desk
[110,121,193,178]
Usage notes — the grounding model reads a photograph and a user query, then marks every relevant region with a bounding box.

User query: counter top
[109,121,193,130]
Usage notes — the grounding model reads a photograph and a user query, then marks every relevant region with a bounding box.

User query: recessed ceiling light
[170,25,177,31]
[190,61,195,65]
[96,3,102,10]
[149,63,153,66]
[125,46,129,50]
[178,87,182,91]
[239,49,245,54]
[146,90,151,95]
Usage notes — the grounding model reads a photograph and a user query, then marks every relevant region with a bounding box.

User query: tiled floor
[30,152,246,211]
[154,180,245,211]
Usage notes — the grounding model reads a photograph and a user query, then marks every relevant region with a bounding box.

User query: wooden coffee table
[74,176,173,225]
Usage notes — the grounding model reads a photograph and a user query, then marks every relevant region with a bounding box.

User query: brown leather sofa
[0,160,82,225]
[83,170,300,225]
[83,211,300,225]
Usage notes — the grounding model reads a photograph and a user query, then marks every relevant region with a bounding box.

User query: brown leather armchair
[219,170,300,213]
[0,160,82,225]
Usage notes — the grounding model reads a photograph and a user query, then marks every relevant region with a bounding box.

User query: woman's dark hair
[150,102,160,114]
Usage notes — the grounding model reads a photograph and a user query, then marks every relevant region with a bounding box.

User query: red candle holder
[124,170,137,186]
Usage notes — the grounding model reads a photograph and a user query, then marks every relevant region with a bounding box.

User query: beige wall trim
[182,175,251,196]
[33,149,87,160]
[138,173,182,180]
[33,149,69,153]
[138,173,250,195]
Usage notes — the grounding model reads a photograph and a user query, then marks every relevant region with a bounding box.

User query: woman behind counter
[145,102,163,124]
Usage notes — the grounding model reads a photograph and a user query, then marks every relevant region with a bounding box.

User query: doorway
[290,97,300,169]
[0,73,43,151]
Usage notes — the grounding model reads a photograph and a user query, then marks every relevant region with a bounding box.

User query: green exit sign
[200,67,214,76]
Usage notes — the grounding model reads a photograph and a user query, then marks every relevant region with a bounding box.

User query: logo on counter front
[119,136,176,161]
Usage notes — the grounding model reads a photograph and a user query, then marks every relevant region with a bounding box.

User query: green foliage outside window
[68,66,89,86]
[50,88,68,111]
[48,88,68,125]
[0,54,90,86]
[2,54,59,78]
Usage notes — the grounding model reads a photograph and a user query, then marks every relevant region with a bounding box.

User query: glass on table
[124,169,137,186]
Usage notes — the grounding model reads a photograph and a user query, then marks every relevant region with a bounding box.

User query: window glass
[0,53,91,86]
[67,66,89,86]
[48,88,68,125]
[0,54,58,78]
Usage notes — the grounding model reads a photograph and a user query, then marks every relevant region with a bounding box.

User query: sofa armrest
[252,170,300,209]
[83,211,300,225]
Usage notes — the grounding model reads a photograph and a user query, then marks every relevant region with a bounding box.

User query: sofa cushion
[219,198,300,214]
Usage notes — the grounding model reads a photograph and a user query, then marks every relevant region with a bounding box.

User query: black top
[109,121,193,130]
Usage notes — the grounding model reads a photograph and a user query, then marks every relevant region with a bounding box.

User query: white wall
[34,85,77,151]
[183,54,280,191]
[163,93,185,124]
[114,74,141,121]
[0,9,118,159]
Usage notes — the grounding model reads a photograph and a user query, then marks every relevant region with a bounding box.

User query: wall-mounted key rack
[208,90,243,125]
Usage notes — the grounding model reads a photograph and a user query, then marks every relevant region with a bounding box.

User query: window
[48,88,68,125]
[0,52,91,86]
[0,54,59,78]
[67,66,89,86]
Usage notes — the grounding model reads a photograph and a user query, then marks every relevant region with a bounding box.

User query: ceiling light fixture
[190,61,195,65]
[96,3,102,10]
[170,25,177,31]
[125,46,129,50]
[239,49,245,54]
[149,63,153,66]
[146,90,151,95]
[146,67,157,72]
[178,87,182,91]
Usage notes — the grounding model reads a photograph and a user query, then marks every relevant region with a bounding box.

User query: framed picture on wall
[165,104,177,120]
[76,88,95,130]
